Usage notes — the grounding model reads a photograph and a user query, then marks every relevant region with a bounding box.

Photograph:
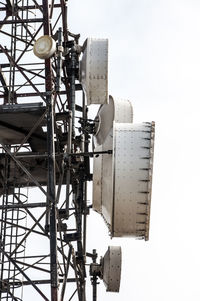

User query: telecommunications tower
[0,1,155,301]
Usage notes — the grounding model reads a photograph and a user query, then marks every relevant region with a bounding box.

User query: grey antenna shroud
[94,95,133,146]
[90,246,122,293]
[80,38,109,105]
[102,246,122,292]
[93,122,155,240]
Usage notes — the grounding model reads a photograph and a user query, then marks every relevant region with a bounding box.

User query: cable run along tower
[0,1,155,300]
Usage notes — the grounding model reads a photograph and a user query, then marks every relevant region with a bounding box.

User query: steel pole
[42,1,58,300]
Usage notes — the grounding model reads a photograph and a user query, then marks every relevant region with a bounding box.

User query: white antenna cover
[94,95,133,146]
[102,246,122,292]
[80,38,108,105]
[93,122,155,240]
[33,35,56,59]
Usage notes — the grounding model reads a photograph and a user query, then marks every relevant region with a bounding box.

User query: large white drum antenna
[93,96,155,240]
[80,38,108,105]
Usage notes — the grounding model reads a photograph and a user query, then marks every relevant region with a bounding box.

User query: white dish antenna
[33,35,56,59]
[94,95,133,146]
[80,38,108,105]
[93,121,155,240]
[102,246,122,292]
[90,246,122,293]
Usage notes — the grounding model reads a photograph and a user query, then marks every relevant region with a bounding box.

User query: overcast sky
[68,1,200,300]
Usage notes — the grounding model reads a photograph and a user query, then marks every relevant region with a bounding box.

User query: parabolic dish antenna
[80,38,108,105]
[102,246,122,292]
[94,95,133,146]
[33,35,56,59]
[93,122,155,240]
[90,246,122,292]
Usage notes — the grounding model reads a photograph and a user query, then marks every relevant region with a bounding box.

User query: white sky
[68,1,200,300]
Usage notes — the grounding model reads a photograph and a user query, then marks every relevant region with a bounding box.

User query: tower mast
[0,1,90,300]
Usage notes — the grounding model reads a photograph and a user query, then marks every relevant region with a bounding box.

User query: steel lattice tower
[0,1,100,300]
[0,1,155,301]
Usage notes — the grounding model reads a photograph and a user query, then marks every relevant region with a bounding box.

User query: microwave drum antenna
[93,122,155,240]
[80,38,108,105]
[94,95,133,146]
